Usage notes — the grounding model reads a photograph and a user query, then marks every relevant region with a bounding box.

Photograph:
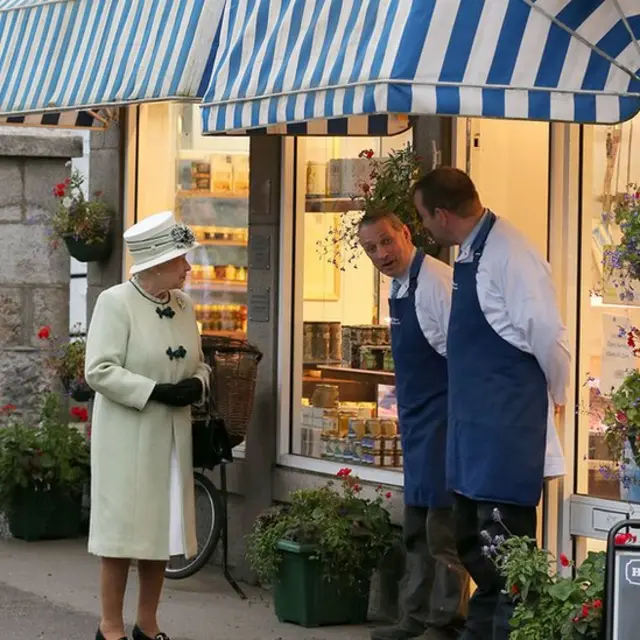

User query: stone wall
[87,120,123,322]
[0,134,83,423]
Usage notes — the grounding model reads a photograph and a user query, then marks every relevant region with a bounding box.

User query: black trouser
[401,505,469,631]
[453,493,537,640]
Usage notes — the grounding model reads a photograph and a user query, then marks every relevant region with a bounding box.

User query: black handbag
[191,393,234,470]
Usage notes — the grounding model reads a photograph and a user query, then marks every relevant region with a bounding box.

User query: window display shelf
[202,329,245,339]
[305,197,364,213]
[188,279,247,292]
[177,190,249,202]
[317,365,395,385]
[200,238,248,247]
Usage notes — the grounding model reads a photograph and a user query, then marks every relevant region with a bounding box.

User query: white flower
[62,197,73,209]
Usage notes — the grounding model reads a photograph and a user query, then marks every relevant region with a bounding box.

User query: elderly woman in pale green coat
[85,211,210,640]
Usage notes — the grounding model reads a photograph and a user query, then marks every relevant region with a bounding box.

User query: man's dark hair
[413,167,481,218]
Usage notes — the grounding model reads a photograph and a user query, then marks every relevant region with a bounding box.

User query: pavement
[0,538,373,640]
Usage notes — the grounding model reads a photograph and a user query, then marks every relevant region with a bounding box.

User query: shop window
[290,133,413,472]
[127,103,249,338]
[577,114,640,502]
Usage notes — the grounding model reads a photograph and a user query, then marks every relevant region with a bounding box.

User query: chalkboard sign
[611,550,640,638]
[605,520,640,640]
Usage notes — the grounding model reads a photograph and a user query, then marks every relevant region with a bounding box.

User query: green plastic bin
[273,540,370,628]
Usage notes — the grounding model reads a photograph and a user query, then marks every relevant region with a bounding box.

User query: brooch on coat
[175,296,186,311]
[166,345,187,361]
[156,306,176,319]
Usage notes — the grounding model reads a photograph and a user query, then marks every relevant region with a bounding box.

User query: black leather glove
[173,377,203,405]
[151,378,203,407]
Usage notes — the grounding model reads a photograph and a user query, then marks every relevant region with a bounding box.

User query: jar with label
[306,161,328,197]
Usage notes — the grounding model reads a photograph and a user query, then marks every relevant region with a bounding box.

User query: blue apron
[446,212,548,507]
[390,251,451,508]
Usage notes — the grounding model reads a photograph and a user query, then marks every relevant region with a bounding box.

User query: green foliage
[51,168,112,245]
[246,469,396,586]
[602,367,640,467]
[490,533,605,639]
[38,325,86,383]
[317,144,440,268]
[0,393,90,510]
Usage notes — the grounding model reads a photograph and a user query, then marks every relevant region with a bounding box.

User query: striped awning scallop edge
[200,0,640,134]
[0,0,224,117]
[0,108,115,129]
[209,113,414,136]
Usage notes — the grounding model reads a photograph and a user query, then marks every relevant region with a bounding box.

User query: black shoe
[132,625,171,640]
[95,629,127,640]
[370,620,426,640]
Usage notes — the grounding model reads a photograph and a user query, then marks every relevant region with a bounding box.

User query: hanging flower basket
[61,376,94,403]
[61,232,112,263]
[50,168,113,263]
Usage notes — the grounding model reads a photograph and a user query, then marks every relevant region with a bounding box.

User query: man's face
[359,218,414,278]
[414,191,455,246]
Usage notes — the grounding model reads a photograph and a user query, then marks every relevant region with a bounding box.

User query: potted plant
[38,325,94,403]
[602,184,640,302]
[247,468,395,627]
[0,395,90,541]
[584,326,640,500]
[317,144,440,269]
[479,509,639,639]
[50,167,113,262]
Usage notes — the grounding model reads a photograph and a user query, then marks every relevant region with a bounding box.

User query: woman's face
[155,255,192,290]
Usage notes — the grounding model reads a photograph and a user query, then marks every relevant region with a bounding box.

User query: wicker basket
[201,336,263,439]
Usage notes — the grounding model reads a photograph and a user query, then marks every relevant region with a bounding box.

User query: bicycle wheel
[164,470,223,580]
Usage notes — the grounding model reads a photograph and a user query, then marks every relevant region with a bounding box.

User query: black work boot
[370,618,426,640]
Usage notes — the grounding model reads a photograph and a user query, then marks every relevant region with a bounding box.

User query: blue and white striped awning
[0,0,224,116]
[200,0,640,134]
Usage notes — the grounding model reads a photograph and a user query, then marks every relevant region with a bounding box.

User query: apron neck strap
[471,211,497,261]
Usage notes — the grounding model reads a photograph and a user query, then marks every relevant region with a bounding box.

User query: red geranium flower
[37,326,51,340]
[71,406,89,422]
[511,584,519,596]
[385,491,392,499]
[616,410,628,424]
[1,403,16,413]
[615,532,637,545]
[560,553,570,567]
[337,468,352,478]
[353,484,362,493]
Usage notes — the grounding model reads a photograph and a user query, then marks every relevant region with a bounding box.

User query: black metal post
[220,463,247,599]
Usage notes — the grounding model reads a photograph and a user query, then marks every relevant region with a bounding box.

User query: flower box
[8,488,83,542]
[62,233,112,263]
[273,540,370,628]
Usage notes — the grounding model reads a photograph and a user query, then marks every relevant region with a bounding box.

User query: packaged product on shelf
[306,161,328,197]
[210,154,234,196]
[226,265,237,280]
[232,155,250,197]
[383,350,395,372]
[214,265,227,280]
[191,161,211,190]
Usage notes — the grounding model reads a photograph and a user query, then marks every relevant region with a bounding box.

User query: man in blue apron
[414,168,568,640]
[359,211,469,640]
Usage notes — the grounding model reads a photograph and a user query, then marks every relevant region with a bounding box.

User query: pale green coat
[85,281,209,560]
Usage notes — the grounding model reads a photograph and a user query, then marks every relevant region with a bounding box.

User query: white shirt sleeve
[491,233,571,406]
[415,256,453,358]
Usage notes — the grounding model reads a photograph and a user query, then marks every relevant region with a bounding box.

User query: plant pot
[273,540,370,627]
[62,233,112,263]
[62,377,94,403]
[7,487,83,541]
[620,441,640,502]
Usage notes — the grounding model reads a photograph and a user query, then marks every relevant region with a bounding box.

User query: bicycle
[163,336,261,598]
[165,468,223,580]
